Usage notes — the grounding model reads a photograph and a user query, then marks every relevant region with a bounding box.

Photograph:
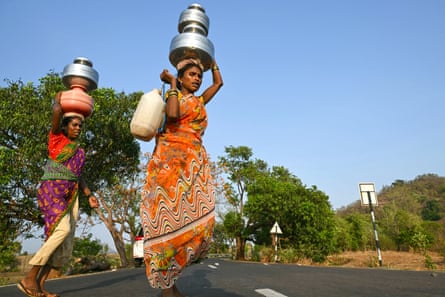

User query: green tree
[217,146,267,260]
[218,146,336,262]
[95,169,143,267]
[68,234,111,275]
[344,213,371,251]
[209,221,230,254]
[245,167,336,262]
[332,216,353,252]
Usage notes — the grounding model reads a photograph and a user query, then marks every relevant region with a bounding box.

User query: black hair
[61,116,83,136]
[176,62,204,90]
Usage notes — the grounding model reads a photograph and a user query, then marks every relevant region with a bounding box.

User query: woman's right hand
[160,69,175,85]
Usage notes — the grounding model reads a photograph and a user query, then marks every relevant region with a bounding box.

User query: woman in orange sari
[141,58,223,297]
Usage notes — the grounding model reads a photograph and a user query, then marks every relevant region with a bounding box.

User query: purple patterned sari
[38,141,85,240]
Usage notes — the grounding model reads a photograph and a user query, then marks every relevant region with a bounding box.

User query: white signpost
[359,182,382,267]
[270,222,282,262]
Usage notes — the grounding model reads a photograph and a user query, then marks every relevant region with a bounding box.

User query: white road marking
[208,264,218,269]
[255,288,288,297]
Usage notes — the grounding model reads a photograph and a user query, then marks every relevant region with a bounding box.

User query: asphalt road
[1,258,443,297]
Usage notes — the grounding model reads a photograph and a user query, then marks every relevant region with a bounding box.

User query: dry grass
[323,251,445,271]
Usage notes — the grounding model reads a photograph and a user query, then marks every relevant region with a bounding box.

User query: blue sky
[2,1,444,251]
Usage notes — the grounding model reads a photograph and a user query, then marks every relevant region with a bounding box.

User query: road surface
[1,258,443,297]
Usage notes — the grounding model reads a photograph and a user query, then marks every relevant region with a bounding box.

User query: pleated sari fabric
[141,93,215,289]
[39,132,84,239]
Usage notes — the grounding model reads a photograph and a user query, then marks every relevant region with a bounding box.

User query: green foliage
[332,216,353,252]
[245,168,336,262]
[279,247,300,264]
[72,234,104,258]
[1,78,56,230]
[424,253,436,270]
[345,214,371,251]
[337,173,445,255]
[209,222,230,254]
[0,195,22,272]
[0,241,20,272]
[251,245,274,262]
[80,88,141,192]
[223,211,244,238]
[68,234,111,274]
[217,154,445,263]
[217,146,269,259]
[421,200,442,221]
[218,146,336,262]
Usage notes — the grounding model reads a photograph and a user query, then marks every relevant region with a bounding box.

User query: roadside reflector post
[359,182,383,267]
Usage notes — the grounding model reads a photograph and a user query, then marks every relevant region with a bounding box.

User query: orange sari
[141,93,215,288]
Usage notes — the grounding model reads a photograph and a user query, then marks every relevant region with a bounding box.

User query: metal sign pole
[274,232,278,262]
[270,222,282,263]
[367,191,383,267]
[359,183,383,267]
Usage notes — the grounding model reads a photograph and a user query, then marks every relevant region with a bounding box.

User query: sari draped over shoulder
[141,93,215,289]
[38,131,85,239]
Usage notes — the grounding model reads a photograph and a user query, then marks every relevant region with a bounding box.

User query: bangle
[212,65,219,72]
[166,89,178,100]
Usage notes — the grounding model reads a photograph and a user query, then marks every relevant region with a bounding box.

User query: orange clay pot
[60,86,94,118]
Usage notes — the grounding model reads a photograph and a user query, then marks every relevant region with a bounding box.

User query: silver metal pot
[169,32,214,71]
[177,3,209,36]
[169,4,214,71]
[182,23,207,36]
[62,57,99,91]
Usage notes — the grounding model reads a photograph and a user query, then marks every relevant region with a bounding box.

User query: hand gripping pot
[130,89,165,141]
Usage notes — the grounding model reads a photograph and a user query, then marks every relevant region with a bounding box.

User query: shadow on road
[179,266,244,297]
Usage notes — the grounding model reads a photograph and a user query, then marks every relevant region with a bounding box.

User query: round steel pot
[182,23,207,36]
[62,57,99,91]
[177,3,209,36]
[169,33,214,71]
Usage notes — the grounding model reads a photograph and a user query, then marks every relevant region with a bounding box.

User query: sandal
[17,281,45,297]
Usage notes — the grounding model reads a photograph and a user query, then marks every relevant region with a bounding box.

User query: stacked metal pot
[169,3,214,71]
[60,57,99,118]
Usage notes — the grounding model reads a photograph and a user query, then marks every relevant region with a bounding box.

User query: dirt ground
[322,250,445,271]
[1,251,444,286]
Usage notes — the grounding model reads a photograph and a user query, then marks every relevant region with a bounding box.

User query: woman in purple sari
[18,92,99,297]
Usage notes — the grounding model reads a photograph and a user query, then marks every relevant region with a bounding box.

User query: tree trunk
[111,232,129,267]
[235,236,246,260]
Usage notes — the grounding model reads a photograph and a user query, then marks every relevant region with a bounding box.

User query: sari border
[144,209,214,245]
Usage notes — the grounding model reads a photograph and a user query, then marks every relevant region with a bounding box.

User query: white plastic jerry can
[130,88,165,141]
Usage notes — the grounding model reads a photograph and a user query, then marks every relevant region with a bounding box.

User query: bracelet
[212,65,219,72]
[166,89,178,100]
